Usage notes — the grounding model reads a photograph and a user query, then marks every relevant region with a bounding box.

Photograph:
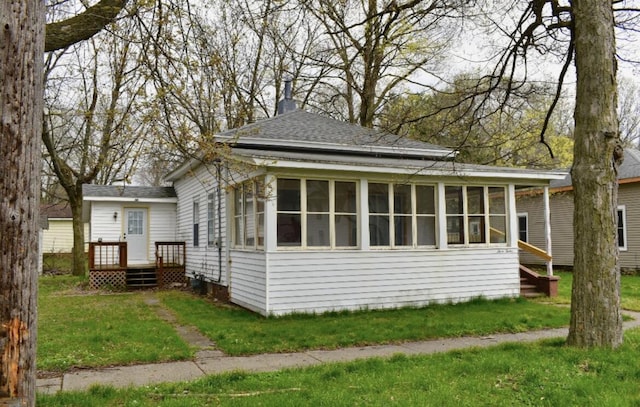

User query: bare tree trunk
[567,0,623,348]
[69,191,87,277]
[0,1,44,404]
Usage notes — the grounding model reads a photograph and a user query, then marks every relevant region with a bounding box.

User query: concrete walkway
[36,304,640,395]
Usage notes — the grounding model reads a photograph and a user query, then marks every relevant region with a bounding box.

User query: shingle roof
[41,203,72,218]
[550,148,640,188]
[82,184,176,199]
[217,110,453,157]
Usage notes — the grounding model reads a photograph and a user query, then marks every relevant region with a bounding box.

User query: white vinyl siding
[88,201,176,263]
[229,250,267,314]
[264,248,520,316]
[173,164,228,284]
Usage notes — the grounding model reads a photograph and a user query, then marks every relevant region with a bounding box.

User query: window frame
[368,183,437,249]
[207,193,215,247]
[192,199,200,247]
[445,185,508,247]
[617,205,627,251]
[517,213,529,243]
[232,179,265,251]
[276,177,359,250]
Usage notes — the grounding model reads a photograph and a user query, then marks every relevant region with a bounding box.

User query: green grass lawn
[38,275,193,372]
[38,328,640,406]
[537,271,640,311]
[158,291,570,356]
[37,271,640,405]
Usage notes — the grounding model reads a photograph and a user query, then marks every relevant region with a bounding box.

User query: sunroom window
[445,185,507,245]
[233,179,264,250]
[369,183,436,248]
[277,178,357,248]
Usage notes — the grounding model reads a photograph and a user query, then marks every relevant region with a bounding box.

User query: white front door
[125,208,148,264]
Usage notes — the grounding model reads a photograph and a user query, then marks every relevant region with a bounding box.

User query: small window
[617,206,627,251]
[207,193,215,247]
[193,200,200,247]
[517,213,528,243]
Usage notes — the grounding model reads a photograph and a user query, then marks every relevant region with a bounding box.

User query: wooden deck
[88,241,186,289]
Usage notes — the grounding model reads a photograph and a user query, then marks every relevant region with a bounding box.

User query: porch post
[543,185,553,276]
[360,179,370,251]
[437,183,447,249]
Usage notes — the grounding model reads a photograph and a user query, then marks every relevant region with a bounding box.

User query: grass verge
[38,327,640,406]
[158,291,570,355]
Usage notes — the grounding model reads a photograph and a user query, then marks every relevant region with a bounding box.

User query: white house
[82,185,178,264]
[163,96,565,316]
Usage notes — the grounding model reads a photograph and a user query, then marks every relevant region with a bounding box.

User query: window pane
[417,216,436,246]
[207,193,215,246]
[234,216,243,246]
[468,216,486,243]
[490,216,506,243]
[618,209,625,247]
[467,187,484,214]
[307,180,329,212]
[394,184,412,214]
[244,187,255,246]
[518,216,528,242]
[447,216,463,244]
[445,186,463,214]
[394,215,412,246]
[370,215,390,246]
[277,179,301,211]
[335,182,356,213]
[489,187,506,214]
[277,214,301,246]
[257,213,265,247]
[416,185,435,214]
[336,215,357,246]
[307,214,330,246]
[369,183,389,213]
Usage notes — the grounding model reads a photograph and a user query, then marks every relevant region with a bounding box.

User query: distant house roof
[41,202,72,219]
[217,110,455,159]
[82,185,177,202]
[550,148,640,190]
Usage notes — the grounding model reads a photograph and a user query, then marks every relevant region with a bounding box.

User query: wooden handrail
[489,227,552,262]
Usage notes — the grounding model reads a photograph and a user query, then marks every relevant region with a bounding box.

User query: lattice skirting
[158,268,186,287]
[90,270,127,290]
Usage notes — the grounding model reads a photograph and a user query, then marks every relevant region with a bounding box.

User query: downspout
[215,158,223,283]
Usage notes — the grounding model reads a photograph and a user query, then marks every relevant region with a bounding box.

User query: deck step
[126,269,158,288]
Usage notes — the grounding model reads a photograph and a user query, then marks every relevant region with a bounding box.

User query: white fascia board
[164,157,202,182]
[216,135,457,159]
[83,197,178,203]
[254,158,568,182]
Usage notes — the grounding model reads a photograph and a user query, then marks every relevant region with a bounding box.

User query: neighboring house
[40,203,89,253]
[517,148,640,271]
[82,185,179,265]
[161,90,565,316]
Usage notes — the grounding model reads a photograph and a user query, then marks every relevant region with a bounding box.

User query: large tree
[0,2,44,403]
[487,0,632,347]
[0,0,129,403]
[567,0,623,347]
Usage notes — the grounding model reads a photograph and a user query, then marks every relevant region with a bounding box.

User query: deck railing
[88,241,127,270]
[155,241,186,287]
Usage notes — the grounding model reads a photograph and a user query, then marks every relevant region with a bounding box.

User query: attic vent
[277,78,297,115]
